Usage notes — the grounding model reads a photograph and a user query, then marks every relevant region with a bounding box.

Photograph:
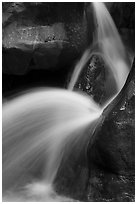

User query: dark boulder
[2,3,91,75]
[87,60,135,201]
[107,2,135,62]
[2,3,96,97]
[109,2,135,30]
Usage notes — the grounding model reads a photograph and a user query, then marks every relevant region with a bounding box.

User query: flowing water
[3,2,130,201]
[69,3,129,105]
[3,89,101,201]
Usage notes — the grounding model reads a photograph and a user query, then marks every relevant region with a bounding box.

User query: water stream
[3,2,130,201]
[69,3,129,105]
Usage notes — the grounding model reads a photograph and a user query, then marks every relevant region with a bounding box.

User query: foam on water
[3,182,77,201]
[3,88,102,201]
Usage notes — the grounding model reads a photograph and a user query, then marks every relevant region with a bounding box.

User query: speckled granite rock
[2,3,90,74]
[74,54,117,106]
[87,60,135,201]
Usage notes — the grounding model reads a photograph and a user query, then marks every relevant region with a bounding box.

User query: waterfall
[2,2,130,201]
[68,2,129,100]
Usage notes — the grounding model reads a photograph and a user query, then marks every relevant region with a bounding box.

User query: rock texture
[74,54,117,106]
[54,57,134,201]
[108,2,135,62]
[2,3,90,75]
[109,3,135,30]
[2,3,135,201]
[87,60,135,201]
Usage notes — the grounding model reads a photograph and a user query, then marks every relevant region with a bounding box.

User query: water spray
[3,2,131,201]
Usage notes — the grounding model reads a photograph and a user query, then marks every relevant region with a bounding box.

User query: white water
[69,2,129,102]
[3,89,102,201]
[3,2,130,202]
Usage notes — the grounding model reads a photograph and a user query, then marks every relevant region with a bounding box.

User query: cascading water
[69,3,130,106]
[3,2,130,201]
[3,89,101,201]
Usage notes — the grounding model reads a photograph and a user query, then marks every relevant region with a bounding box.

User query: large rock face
[87,60,135,201]
[2,3,96,97]
[3,3,90,75]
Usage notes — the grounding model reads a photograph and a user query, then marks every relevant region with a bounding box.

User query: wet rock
[109,3,135,30]
[2,3,89,75]
[3,48,32,75]
[107,3,135,62]
[87,169,135,202]
[54,55,130,201]
[74,54,117,106]
[87,60,135,201]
